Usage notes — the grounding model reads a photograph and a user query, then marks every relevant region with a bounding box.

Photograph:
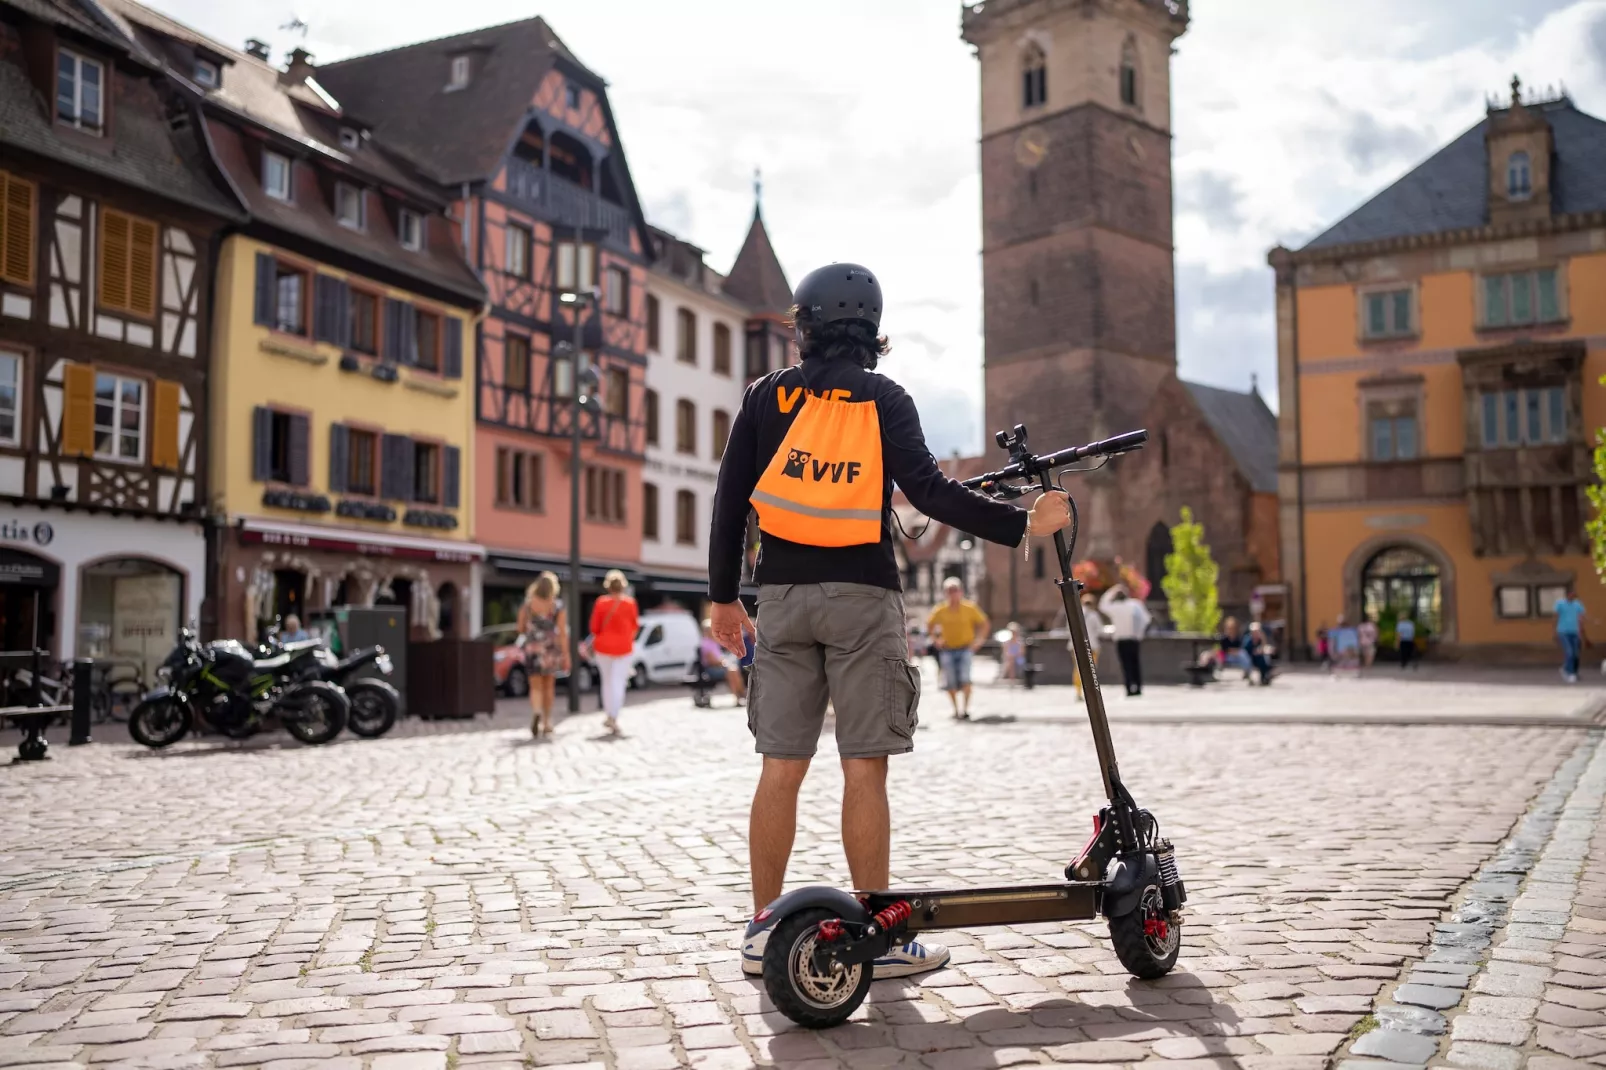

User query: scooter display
[757,424,1187,1028]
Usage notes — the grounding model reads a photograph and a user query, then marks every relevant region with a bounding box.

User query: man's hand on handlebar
[1025,490,1071,539]
[711,599,756,658]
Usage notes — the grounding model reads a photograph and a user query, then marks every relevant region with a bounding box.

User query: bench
[0,704,73,761]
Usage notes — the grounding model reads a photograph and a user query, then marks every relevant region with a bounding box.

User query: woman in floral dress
[516,572,568,737]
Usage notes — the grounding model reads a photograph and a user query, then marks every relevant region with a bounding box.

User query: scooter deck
[857,881,1102,932]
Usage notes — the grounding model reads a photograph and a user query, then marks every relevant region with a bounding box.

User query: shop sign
[0,519,54,547]
[0,548,59,587]
[241,528,480,563]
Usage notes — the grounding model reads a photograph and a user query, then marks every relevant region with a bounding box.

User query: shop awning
[238,519,486,563]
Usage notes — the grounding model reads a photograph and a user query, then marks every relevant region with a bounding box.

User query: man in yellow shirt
[927,577,990,720]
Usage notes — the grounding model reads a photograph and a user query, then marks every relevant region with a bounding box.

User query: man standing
[707,263,1072,980]
[927,577,989,720]
[1554,587,1589,684]
[1397,614,1417,669]
[1098,584,1152,696]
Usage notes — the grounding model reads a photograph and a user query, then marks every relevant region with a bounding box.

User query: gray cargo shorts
[748,582,921,760]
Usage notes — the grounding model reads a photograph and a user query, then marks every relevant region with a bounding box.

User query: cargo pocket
[882,658,920,740]
[746,664,761,738]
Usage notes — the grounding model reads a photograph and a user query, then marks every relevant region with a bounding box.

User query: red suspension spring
[872,900,913,931]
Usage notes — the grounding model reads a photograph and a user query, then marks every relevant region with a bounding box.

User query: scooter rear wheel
[1108,883,1181,979]
[762,907,873,1029]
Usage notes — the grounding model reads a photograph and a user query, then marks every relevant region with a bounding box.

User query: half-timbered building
[0,0,238,677]
[319,18,654,627]
[100,0,488,645]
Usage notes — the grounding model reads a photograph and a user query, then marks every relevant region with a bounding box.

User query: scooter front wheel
[762,907,873,1029]
[1108,883,1181,979]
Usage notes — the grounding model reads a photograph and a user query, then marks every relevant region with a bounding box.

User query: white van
[628,610,703,689]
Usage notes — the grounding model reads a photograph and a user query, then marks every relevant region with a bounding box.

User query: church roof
[1182,381,1278,494]
[722,206,793,314]
[1302,97,1606,251]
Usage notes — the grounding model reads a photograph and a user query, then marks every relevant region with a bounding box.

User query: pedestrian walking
[1553,587,1589,684]
[927,578,989,719]
[516,572,568,737]
[1098,584,1152,696]
[705,262,1072,980]
[1357,618,1378,668]
[587,570,638,735]
[1071,594,1103,699]
[1397,614,1418,670]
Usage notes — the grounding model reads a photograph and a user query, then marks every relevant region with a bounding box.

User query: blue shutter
[288,414,310,486]
[443,445,461,508]
[253,253,275,326]
[443,316,463,379]
[251,407,273,481]
[313,276,351,347]
[381,433,414,501]
[382,298,405,363]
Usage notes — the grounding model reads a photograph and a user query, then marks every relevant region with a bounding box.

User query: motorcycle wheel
[346,681,399,739]
[128,696,192,749]
[281,681,349,745]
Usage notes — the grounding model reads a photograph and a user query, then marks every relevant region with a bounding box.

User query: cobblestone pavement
[0,675,1601,1070]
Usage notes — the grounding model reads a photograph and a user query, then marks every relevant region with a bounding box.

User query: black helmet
[794,263,882,330]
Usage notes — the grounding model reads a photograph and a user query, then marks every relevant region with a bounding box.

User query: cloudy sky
[153,0,1604,456]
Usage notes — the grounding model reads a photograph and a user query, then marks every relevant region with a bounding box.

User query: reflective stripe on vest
[751,391,884,548]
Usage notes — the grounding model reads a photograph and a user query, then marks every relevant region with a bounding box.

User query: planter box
[407,639,496,719]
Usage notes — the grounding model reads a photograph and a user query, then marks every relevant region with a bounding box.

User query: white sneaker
[1566,674,1579,684]
[740,915,949,978]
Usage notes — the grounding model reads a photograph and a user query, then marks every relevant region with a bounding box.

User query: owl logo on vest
[782,449,811,479]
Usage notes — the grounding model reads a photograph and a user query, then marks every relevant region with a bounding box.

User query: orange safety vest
[750,389,884,547]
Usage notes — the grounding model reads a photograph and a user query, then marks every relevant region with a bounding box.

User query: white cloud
[153,0,1606,444]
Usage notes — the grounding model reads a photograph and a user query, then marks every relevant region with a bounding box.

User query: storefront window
[78,557,181,687]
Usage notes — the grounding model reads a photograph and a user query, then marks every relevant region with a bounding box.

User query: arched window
[1021,44,1046,109]
[1119,38,1139,107]
[1507,151,1532,200]
[1145,522,1172,598]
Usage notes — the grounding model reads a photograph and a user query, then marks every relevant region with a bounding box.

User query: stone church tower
[962,0,1188,563]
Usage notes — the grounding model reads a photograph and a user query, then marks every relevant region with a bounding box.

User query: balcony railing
[504,158,633,250]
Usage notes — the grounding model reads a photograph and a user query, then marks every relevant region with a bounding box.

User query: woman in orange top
[588,569,639,735]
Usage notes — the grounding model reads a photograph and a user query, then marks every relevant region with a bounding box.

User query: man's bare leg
[840,757,890,892]
[946,689,960,717]
[962,683,973,716]
[750,756,811,912]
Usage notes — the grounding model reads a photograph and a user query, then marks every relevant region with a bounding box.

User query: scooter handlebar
[959,428,1149,489]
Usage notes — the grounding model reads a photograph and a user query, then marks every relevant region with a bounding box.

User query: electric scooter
[756,424,1187,1028]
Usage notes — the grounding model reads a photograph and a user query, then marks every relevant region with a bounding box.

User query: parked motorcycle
[303,647,400,739]
[128,629,349,748]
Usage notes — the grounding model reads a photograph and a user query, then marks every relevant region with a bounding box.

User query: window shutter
[129,218,157,317]
[62,363,95,457]
[1,173,36,286]
[251,406,273,481]
[381,433,413,500]
[100,211,130,312]
[443,445,461,508]
[382,298,409,363]
[398,303,417,365]
[327,423,348,493]
[253,252,275,326]
[312,275,337,343]
[443,316,463,379]
[288,413,310,486]
[151,379,181,470]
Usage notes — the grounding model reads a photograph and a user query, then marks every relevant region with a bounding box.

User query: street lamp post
[558,284,600,713]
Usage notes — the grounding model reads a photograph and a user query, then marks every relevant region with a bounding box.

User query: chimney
[279,46,316,87]
[244,38,270,61]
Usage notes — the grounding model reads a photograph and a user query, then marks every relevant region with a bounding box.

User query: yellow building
[107,1,487,642]
[1271,81,1606,661]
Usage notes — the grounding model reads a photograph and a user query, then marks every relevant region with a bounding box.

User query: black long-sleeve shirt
[708,357,1029,604]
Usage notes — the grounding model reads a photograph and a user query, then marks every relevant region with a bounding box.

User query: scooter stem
[1038,469,1125,818]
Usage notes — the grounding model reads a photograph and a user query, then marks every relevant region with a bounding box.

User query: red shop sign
[240,528,479,563]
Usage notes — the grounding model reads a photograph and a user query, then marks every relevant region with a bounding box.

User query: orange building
[1271,82,1606,660]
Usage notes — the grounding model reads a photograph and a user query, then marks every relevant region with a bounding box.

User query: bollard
[69,658,91,746]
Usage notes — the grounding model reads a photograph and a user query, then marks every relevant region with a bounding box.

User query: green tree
[1589,418,1606,577]
[1161,506,1221,635]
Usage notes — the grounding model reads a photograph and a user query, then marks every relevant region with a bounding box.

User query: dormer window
[338,127,360,151]
[262,150,292,202]
[193,57,219,88]
[1507,151,1532,200]
[335,183,366,231]
[447,55,470,90]
[1021,44,1046,109]
[564,82,580,109]
[398,208,422,251]
[56,50,104,135]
